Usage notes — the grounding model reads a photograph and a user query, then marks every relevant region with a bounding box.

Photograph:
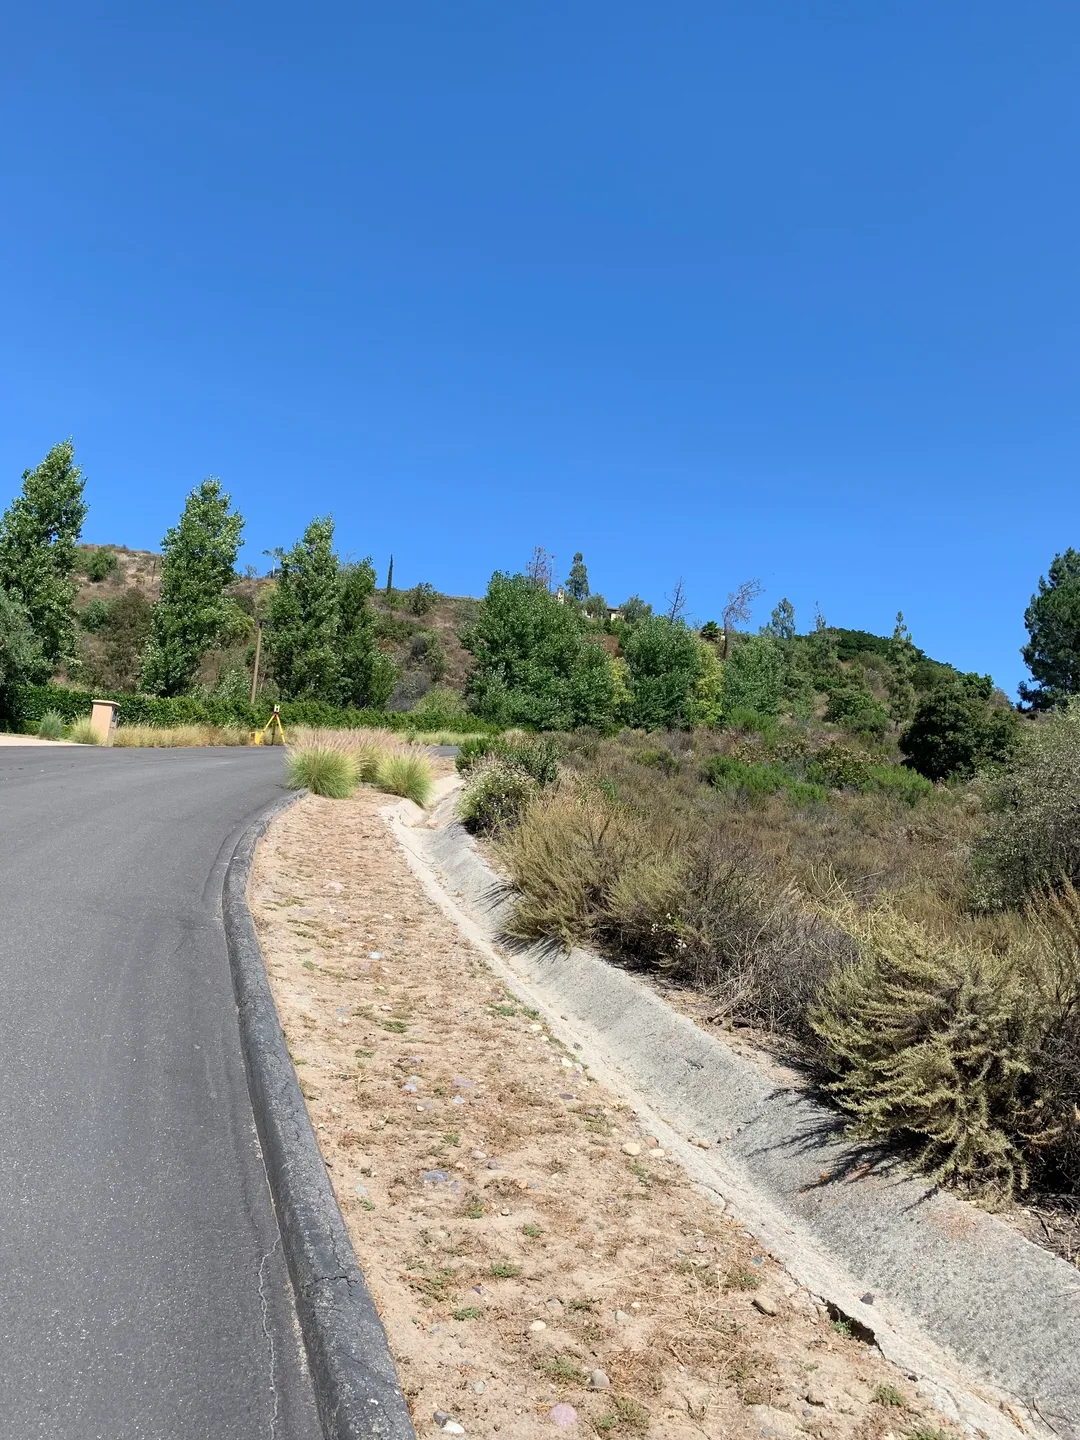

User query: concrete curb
[388,789,1080,1440]
[224,792,417,1440]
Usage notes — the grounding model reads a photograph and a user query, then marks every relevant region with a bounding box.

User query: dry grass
[500,732,1080,1201]
[113,723,251,747]
[499,775,854,1037]
[249,787,956,1440]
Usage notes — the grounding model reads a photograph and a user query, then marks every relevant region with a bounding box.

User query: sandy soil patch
[251,788,956,1440]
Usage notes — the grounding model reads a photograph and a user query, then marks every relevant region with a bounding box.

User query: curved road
[0,745,322,1439]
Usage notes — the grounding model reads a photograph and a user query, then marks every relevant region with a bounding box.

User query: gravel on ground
[251,787,957,1440]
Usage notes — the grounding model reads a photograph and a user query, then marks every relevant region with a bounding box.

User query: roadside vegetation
[285,727,435,804]
[456,713,1080,1204]
[5,438,1080,1208]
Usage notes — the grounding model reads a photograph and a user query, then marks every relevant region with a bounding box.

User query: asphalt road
[0,746,323,1440]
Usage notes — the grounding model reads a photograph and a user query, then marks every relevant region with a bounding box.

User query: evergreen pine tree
[565,552,590,602]
[763,597,796,641]
[887,611,917,723]
[1019,549,1080,709]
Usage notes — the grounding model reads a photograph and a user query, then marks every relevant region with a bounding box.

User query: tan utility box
[90,700,119,746]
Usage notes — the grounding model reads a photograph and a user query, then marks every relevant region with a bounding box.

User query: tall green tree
[1019,549,1080,709]
[887,611,917,723]
[564,552,590,602]
[762,597,796,641]
[0,439,87,667]
[140,479,245,696]
[0,589,48,714]
[266,516,341,699]
[462,571,616,730]
[621,615,702,729]
[338,559,398,708]
[721,633,786,717]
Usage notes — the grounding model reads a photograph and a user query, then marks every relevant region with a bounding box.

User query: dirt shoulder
[251,788,956,1440]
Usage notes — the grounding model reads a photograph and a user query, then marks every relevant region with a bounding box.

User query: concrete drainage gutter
[388,787,1080,1440]
[224,793,417,1440]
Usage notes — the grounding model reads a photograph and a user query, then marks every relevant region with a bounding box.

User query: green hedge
[6,684,494,735]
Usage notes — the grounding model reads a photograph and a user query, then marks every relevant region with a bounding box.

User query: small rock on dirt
[621,1142,642,1156]
[550,1404,578,1427]
[588,1369,610,1390]
[472,1381,485,1394]
[753,1296,779,1316]
[614,1309,630,1323]
[529,1320,548,1332]
[423,1169,451,1184]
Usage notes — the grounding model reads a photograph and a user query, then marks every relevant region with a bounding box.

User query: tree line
[0,442,394,713]
[2,440,1080,774]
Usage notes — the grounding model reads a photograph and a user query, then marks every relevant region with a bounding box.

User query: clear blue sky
[2,3,1077,694]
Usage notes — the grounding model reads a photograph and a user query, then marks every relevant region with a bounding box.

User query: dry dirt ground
[251,788,956,1440]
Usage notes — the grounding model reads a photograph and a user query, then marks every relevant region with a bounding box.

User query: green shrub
[37,711,66,740]
[636,745,681,774]
[900,675,1020,781]
[459,756,540,835]
[809,895,1080,1198]
[285,746,359,799]
[724,707,780,739]
[620,615,703,729]
[69,717,101,744]
[703,754,789,798]
[462,571,618,731]
[456,733,560,786]
[85,548,118,582]
[786,780,829,808]
[806,743,874,791]
[79,598,112,633]
[865,764,934,806]
[972,708,1080,909]
[406,581,437,616]
[410,684,464,721]
[824,680,890,740]
[704,753,826,808]
[721,635,786,718]
[456,735,494,772]
[375,753,434,806]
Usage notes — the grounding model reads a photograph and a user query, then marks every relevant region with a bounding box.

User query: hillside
[72,544,478,709]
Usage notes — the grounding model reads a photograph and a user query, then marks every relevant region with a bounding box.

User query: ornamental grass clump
[375,752,433,806]
[285,745,359,799]
[36,711,66,740]
[69,717,102,745]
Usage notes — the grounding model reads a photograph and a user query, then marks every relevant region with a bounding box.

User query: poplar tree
[0,439,87,667]
[266,516,341,699]
[338,559,397,708]
[140,479,245,695]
